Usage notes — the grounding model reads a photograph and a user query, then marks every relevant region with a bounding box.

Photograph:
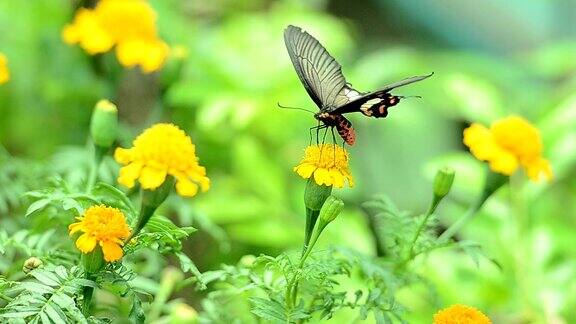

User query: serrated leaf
[0,311,39,318]
[21,282,54,294]
[30,270,61,287]
[249,297,287,323]
[43,302,65,324]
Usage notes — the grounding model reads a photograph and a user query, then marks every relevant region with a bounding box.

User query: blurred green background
[1,0,576,322]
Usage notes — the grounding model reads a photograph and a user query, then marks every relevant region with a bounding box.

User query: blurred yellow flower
[62,9,114,55]
[116,38,169,73]
[433,304,491,324]
[114,123,210,197]
[0,53,10,84]
[62,0,168,72]
[464,115,552,181]
[294,144,353,188]
[69,205,131,262]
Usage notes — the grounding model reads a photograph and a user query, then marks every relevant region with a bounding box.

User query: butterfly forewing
[284,25,348,111]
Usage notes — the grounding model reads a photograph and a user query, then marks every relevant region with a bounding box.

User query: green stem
[302,209,319,256]
[81,275,95,316]
[407,196,441,259]
[438,198,483,241]
[439,169,507,241]
[287,220,328,308]
[86,146,106,192]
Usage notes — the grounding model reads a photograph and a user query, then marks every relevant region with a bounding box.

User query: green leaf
[21,282,54,294]
[25,199,51,217]
[30,270,61,287]
[129,293,145,323]
[249,297,287,323]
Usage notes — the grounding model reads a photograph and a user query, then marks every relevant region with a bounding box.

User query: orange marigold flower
[463,115,552,181]
[0,53,10,84]
[69,205,131,262]
[294,144,353,188]
[114,123,210,197]
[433,304,491,324]
[61,0,168,72]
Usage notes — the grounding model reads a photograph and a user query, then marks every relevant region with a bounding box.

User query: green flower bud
[319,195,344,224]
[23,257,43,273]
[90,99,118,149]
[304,178,332,211]
[433,167,455,200]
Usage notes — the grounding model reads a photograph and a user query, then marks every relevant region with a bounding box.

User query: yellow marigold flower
[463,115,552,181]
[114,123,210,197]
[0,53,10,84]
[294,144,353,188]
[69,205,131,262]
[62,8,114,55]
[433,304,491,324]
[61,0,168,72]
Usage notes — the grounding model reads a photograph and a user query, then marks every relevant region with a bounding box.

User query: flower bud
[90,99,118,149]
[304,178,332,211]
[23,257,43,273]
[170,303,198,324]
[319,196,344,224]
[433,167,455,200]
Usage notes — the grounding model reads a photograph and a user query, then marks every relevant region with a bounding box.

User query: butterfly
[283,25,432,145]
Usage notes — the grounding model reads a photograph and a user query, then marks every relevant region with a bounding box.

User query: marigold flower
[69,205,131,262]
[114,123,210,197]
[433,304,491,324]
[294,144,353,188]
[463,115,552,181]
[62,0,168,72]
[0,53,10,84]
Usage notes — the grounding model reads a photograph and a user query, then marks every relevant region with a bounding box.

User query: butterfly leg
[318,127,329,160]
[330,127,337,162]
[309,123,325,146]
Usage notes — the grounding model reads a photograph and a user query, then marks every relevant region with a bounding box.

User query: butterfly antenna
[277,102,315,114]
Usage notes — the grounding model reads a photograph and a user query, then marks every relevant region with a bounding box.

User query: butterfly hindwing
[331,73,433,117]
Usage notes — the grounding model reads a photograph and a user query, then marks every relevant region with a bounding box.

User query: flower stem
[81,284,94,316]
[86,146,106,192]
[407,196,441,259]
[302,208,319,255]
[439,170,507,241]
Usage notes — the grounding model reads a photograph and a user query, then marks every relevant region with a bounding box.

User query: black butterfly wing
[332,73,433,116]
[284,25,348,111]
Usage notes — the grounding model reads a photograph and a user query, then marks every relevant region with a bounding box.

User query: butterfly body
[315,112,356,145]
[283,25,432,145]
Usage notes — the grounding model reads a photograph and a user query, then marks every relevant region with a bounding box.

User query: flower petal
[329,168,344,188]
[100,241,124,262]
[313,168,331,186]
[68,222,84,235]
[118,162,143,188]
[114,147,134,165]
[175,177,198,197]
[524,157,553,181]
[76,233,97,254]
[139,165,167,189]
[295,163,316,179]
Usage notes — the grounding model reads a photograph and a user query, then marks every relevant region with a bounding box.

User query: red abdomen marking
[335,115,356,145]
